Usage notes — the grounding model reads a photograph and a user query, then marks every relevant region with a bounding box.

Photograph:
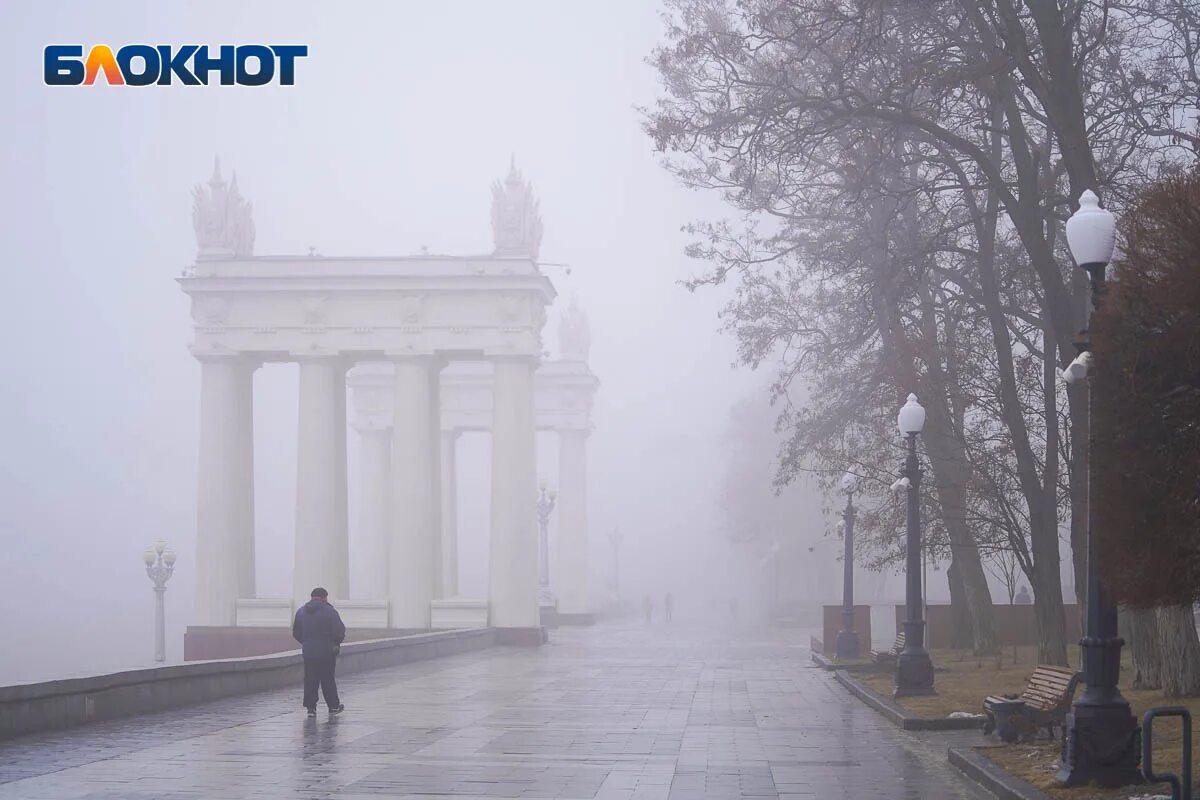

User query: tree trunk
[1156,605,1200,697]
[958,127,1058,662]
[947,559,973,649]
[1029,565,1069,666]
[860,182,996,655]
[1034,310,1067,666]
[922,431,998,655]
[1127,606,1163,690]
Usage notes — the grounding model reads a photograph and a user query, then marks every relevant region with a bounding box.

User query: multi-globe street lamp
[1056,190,1142,787]
[536,482,558,609]
[894,394,935,697]
[835,471,861,659]
[142,540,176,664]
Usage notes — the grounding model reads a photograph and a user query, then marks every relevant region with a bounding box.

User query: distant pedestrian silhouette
[293,587,346,717]
[1015,585,1033,605]
[643,594,654,624]
[664,592,674,623]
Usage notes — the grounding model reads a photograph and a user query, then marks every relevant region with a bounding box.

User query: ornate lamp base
[894,649,936,697]
[1056,705,1142,787]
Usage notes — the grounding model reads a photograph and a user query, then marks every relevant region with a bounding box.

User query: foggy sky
[0,1,826,682]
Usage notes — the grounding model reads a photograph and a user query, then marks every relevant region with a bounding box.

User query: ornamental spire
[192,156,255,259]
[490,157,543,260]
[558,294,591,361]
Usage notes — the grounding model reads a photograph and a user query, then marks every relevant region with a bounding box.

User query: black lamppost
[894,394,935,697]
[835,472,860,659]
[1056,190,1142,787]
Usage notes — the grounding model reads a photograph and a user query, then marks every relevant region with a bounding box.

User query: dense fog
[0,2,843,682]
[5,5,1199,799]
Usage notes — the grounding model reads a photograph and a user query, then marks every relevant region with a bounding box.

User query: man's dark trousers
[303,654,340,710]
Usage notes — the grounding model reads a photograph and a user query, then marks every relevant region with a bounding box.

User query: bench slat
[1029,672,1073,682]
[984,664,1080,738]
[1027,676,1075,690]
[1029,673,1072,683]
[1022,693,1056,704]
[872,633,906,662]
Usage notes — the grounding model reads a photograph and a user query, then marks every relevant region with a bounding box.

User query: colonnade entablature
[348,360,599,434]
[180,158,596,648]
[182,257,553,361]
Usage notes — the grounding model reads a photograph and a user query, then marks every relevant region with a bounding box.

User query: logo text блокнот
[44,45,308,86]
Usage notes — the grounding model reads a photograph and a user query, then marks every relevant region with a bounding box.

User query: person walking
[664,592,674,623]
[292,587,346,717]
[642,593,654,624]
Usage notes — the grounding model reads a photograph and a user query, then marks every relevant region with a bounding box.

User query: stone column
[389,357,441,628]
[554,428,590,620]
[441,430,461,598]
[334,362,349,593]
[354,421,391,600]
[489,357,539,631]
[195,356,256,627]
[428,370,444,602]
[293,358,349,604]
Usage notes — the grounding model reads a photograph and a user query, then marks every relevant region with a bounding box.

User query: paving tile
[0,622,989,799]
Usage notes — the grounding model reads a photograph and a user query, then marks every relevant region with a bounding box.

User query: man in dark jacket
[292,587,346,717]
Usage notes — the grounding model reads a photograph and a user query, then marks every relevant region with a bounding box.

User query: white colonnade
[183,159,596,645]
[345,339,599,628]
[194,356,256,627]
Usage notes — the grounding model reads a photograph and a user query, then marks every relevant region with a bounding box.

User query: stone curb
[834,669,986,731]
[947,746,1055,800]
[811,651,877,672]
[811,651,837,669]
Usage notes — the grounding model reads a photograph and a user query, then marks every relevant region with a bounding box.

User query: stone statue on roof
[559,295,590,361]
[491,157,543,261]
[193,157,255,260]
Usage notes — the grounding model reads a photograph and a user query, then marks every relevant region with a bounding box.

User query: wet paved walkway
[0,621,991,799]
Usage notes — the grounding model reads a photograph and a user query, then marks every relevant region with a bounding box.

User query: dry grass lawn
[852,645,1199,797]
[857,646,1068,718]
[980,684,1200,799]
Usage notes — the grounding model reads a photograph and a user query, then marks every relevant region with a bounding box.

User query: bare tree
[646,0,1198,663]
[986,549,1023,606]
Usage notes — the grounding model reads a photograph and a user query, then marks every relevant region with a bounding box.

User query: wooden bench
[983,665,1082,743]
[871,632,905,664]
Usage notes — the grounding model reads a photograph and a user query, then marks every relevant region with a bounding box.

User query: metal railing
[1143,707,1192,800]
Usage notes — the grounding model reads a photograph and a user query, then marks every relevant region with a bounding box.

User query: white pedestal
[235,597,294,628]
[338,600,391,629]
[430,598,489,629]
